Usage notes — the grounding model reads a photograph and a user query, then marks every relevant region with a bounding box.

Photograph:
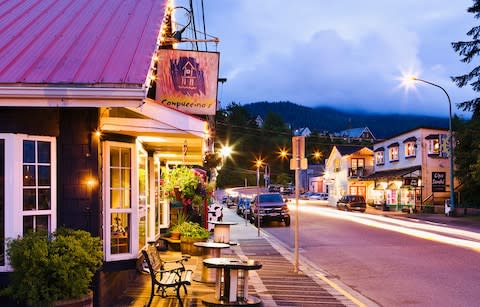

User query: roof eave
[0,86,146,107]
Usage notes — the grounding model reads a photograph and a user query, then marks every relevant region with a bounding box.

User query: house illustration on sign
[181,60,197,89]
[170,56,206,95]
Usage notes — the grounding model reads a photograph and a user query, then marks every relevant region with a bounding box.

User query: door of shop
[350,186,366,199]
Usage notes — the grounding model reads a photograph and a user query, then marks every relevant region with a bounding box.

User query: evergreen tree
[453,112,480,205]
[451,0,480,112]
[451,1,480,206]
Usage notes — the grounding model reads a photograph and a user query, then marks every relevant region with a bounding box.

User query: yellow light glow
[313,150,322,160]
[278,148,289,160]
[94,130,101,137]
[255,157,264,168]
[86,177,97,187]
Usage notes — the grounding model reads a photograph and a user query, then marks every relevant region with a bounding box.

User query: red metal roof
[0,0,167,87]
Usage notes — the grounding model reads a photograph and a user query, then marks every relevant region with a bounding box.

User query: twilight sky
[185,0,478,116]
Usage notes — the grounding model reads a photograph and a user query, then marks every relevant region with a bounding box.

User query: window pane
[38,189,51,210]
[110,147,120,167]
[37,141,50,163]
[38,166,50,186]
[351,159,357,169]
[23,216,34,234]
[121,148,131,167]
[111,213,130,254]
[121,169,130,189]
[23,165,36,186]
[111,169,120,188]
[23,140,35,163]
[111,190,120,209]
[122,190,131,208]
[36,215,49,232]
[23,189,36,211]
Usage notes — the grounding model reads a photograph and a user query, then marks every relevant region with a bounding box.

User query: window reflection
[111,213,130,254]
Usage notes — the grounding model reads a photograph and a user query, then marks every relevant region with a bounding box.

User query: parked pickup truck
[249,193,290,226]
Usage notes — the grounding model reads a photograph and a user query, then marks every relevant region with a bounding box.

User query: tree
[451,0,480,112]
[451,1,480,207]
[452,113,480,206]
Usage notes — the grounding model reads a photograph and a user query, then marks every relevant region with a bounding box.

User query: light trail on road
[291,205,480,252]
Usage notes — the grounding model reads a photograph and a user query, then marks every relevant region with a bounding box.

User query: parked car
[225,195,237,208]
[300,192,313,199]
[336,195,366,212]
[250,193,290,226]
[237,196,252,218]
[268,184,281,193]
[309,192,328,200]
[280,186,294,195]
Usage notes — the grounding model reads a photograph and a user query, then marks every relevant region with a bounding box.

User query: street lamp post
[255,159,263,237]
[412,77,455,214]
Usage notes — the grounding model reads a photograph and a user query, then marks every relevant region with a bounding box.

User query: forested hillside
[244,101,449,138]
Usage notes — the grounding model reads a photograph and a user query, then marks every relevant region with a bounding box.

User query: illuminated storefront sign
[156,49,219,115]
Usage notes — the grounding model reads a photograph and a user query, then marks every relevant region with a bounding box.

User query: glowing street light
[404,75,455,215]
[278,148,289,160]
[254,157,264,237]
[220,145,233,159]
[313,150,322,161]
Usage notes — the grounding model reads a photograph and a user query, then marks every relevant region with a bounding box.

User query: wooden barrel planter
[180,237,206,256]
[54,291,93,307]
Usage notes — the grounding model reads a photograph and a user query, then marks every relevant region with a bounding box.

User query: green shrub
[171,221,210,240]
[2,228,103,306]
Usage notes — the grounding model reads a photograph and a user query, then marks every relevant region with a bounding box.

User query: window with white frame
[138,147,148,251]
[153,155,168,235]
[105,142,137,260]
[405,142,416,158]
[0,134,56,270]
[389,146,399,162]
[375,150,384,165]
[334,158,340,172]
[22,139,55,234]
[428,139,440,155]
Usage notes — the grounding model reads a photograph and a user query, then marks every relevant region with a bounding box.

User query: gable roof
[0,0,167,87]
[335,145,372,156]
[335,127,376,139]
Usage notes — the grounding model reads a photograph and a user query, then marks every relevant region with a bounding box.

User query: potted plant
[2,228,103,307]
[171,221,211,256]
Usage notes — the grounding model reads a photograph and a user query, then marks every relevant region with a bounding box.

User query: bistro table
[202,258,262,306]
[193,242,230,283]
[209,221,238,245]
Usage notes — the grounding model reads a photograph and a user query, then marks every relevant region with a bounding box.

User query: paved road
[260,204,480,307]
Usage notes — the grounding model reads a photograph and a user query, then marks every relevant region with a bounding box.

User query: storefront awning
[364,165,421,180]
[100,99,208,165]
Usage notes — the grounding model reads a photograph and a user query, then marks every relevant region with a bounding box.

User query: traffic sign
[292,136,305,159]
[290,158,308,170]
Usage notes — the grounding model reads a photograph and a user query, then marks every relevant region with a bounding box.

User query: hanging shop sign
[156,49,219,115]
[403,178,418,187]
[432,172,446,192]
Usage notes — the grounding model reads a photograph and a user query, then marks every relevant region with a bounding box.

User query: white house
[334,127,376,141]
[294,127,312,137]
[364,127,456,213]
[324,145,374,205]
